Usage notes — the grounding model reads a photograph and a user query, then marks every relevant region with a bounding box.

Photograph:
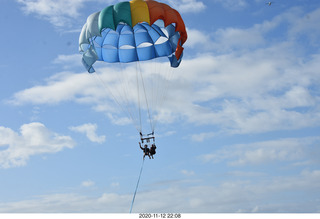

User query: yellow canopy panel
[130,0,150,27]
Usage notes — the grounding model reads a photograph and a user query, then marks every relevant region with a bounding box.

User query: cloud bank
[0,122,75,168]
[70,123,106,144]
[1,168,320,212]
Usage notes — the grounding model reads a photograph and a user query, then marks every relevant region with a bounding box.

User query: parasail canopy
[79,0,187,73]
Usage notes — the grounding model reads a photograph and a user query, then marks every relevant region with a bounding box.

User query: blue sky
[1,0,320,213]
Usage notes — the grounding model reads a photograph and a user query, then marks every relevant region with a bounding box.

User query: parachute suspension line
[150,59,162,131]
[93,72,141,133]
[118,63,140,131]
[152,64,175,131]
[160,66,175,108]
[129,158,145,213]
[152,60,165,130]
[135,62,142,133]
[137,61,154,133]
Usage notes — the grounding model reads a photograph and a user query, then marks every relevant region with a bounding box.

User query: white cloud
[200,137,320,166]
[288,7,320,45]
[106,113,134,127]
[9,71,103,105]
[168,48,320,133]
[167,0,206,13]
[212,27,265,52]
[8,61,178,128]
[0,122,75,168]
[191,132,216,142]
[70,123,106,144]
[16,0,86,27]
[16,0,115,28]
[0,169,320,212]
[185,28,211,49]
[53,54,83,69]
[81,180,95,187]
[187,7,320,53]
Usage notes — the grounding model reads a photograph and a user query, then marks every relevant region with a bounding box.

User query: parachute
[79,0,187,140]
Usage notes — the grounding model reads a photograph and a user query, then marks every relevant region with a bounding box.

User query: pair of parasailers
[139,142,156,159]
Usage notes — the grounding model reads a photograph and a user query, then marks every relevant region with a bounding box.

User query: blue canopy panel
[83,22,182,73]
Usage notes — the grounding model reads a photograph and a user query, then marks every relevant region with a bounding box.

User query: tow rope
[129,158,145,213]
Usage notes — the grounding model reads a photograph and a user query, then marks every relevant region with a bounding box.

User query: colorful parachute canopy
[79,0,187,73]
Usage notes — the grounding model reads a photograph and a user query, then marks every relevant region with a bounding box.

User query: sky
[0,0,320,213]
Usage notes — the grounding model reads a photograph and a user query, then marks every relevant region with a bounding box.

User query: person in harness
[150,144,156,159]
[139,142,151,159]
